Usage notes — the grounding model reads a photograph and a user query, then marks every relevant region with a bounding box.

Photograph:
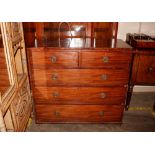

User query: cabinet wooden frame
[0,23,17,114]
[0,22,32,132]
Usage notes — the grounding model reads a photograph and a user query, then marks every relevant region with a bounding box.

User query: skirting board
[133,86,155,93]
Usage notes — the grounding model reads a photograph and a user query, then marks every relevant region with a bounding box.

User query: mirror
[0,25,11,96]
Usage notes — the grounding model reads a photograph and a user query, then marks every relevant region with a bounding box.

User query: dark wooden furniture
[24,22,132,123]
[126,33,155,110]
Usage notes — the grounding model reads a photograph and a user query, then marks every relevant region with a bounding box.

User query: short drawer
[33,86,127,105]
[28,48,79,69]
[35,105,124,123]
[81,51,132,69]
[32,69,129,86]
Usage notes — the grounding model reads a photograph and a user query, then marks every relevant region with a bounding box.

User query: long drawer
[35,105,124,123]
[33,86,127,105]
[32,69,129,86]
[28,48,79,69]
[80,51,132,69]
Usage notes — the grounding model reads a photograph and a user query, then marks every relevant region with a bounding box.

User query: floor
[26,93,155,132]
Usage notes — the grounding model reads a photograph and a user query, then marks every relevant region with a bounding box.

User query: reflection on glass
[0,27,10,96]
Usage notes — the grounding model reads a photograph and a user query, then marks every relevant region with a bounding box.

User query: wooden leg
[125,85,134,111]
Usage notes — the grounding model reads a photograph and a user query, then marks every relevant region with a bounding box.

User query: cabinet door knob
[102,56,109,63]
[54,111,60,116]
[101,74,108,80]
[100,92,106,98]
[52,92,60,98]
[99,111,104,116]
[50,56,57,63]
[51,74,58,80]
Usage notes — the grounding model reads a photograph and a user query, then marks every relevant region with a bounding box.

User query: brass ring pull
[52,92,60,98]
[51,74,58,80]
[148,67,153,72]
[102,56,109,63]
[50,56,57,63]
[54,111,60,116]
[99,111,104,116]
[101,74,108,80]
[100,92,106,98]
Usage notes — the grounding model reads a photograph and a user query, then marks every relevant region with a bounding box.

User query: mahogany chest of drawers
[27,39,132,123]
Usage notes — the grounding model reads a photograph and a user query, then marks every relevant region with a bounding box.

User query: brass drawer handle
[102,56,109,63]
[52,92,60,98]
[148,67,153,72]
[51,74,58,80]
[99,111,104,116]
[54,111,60,116]
[50,56,57,63]
[101,74,108,80]
[100,92,106,98]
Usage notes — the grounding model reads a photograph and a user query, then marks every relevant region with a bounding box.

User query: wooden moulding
[0,107,6,131]
[0,22,32,132]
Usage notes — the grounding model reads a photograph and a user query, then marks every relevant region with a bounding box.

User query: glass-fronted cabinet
[0,23,32,132]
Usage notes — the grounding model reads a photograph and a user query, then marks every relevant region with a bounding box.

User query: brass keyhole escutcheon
[51,74,58,80]
[54,111,60,116]
[102,56,109,63]
[101,74,108,80]
[148,67,153,72]
[100,92,106,98]
[50,56,57,63]
[52,92,60,98]
[99,111,104,116]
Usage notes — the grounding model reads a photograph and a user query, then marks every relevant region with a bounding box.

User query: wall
[118,22,155,92]
[118,22,155,40]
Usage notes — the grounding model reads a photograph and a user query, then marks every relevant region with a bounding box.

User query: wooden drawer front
[36,105,124,123]
[81,52,132,69]
[32,69,129,86]
[28,49,79,69]
[34,87,127,105]
[136,55,155,84]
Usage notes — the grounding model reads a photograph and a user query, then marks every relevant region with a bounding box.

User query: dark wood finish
[23,22,118,47]
[25,22,132,123]
[126,51,155,110]
[23,22,36,47]
[136,55,155,84]
[32,69,129,87]
[126,33,155,110]
[35,105,124,123]
[28,48,79,69]
[92,23,114,39]
[33,86,127,105]
[131,38,155,49]
[81,51,132,69]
